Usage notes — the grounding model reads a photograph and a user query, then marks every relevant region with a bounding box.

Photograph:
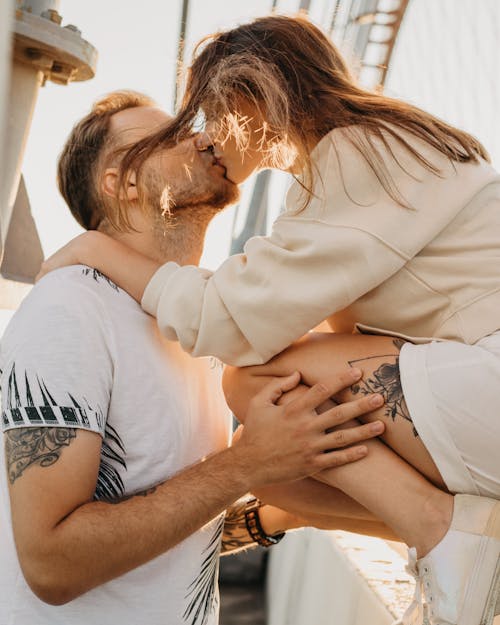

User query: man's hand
[229,369,385,488]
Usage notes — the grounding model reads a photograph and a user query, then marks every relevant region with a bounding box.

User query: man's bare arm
[221,500,302,555]
[7,371,382,605]
[221,493,399,555]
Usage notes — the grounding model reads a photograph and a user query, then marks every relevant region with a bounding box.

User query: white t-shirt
[0,265,231,625]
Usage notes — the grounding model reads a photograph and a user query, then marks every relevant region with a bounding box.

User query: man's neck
[102,205,220,267]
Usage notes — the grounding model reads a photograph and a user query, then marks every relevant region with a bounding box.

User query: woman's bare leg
[235,382,400,540]
[223,333,454,557]
[315,427,452,557]
[256,478,400,540]
[225,332,445,488]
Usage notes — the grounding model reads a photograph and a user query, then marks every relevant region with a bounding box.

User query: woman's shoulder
[315,123,496,175]
[312,123,441,168]
[311,122,496,196]
[285,122,498,225]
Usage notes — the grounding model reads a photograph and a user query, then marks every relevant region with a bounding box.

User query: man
[0,91,381,625]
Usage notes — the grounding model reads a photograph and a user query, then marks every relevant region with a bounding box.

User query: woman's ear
[102,168,138,200]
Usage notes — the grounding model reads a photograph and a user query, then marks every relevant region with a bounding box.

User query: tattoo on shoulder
[5,427,77,484]
[350,339,418,437]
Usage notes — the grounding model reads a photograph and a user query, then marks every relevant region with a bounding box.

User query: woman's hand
[36,231,103,282]
[36,231,160,303]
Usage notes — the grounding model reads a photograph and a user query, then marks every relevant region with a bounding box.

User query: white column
[1,61,44,247]
[0,0,14,251]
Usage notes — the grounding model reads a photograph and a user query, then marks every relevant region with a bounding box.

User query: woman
[40,15,500,625]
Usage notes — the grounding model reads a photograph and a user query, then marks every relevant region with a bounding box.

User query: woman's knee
[222,365,275,423]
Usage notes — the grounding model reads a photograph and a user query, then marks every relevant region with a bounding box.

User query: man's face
[109,106,240,215]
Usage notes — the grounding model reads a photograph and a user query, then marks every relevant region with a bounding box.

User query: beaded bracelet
[244,498,286,548]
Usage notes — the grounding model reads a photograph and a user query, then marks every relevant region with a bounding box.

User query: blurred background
[1,1,499,623]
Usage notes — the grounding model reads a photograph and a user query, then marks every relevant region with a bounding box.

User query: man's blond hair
[57,90,156,231]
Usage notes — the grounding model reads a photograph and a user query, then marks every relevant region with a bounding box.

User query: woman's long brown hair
[120,14,489,208]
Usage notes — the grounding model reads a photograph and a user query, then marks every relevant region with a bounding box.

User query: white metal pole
[0,0,14,254]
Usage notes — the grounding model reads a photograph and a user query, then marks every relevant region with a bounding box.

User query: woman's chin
[225,171,245,185]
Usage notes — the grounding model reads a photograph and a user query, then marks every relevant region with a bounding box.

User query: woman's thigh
[229,332,447,489]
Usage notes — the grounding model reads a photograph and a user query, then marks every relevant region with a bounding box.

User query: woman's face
[197,100,282,185]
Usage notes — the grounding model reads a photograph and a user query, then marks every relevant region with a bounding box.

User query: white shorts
[399,331,500,497]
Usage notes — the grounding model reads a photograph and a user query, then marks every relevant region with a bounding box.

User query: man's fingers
[318,421,384,451]
[250,372,301,406]
[316,393,384,430]
[285,368,362,415]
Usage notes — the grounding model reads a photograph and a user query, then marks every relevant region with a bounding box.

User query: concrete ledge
[267,529,413,625]
[268,529,500,625]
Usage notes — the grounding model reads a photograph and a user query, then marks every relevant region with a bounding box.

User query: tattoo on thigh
[350,340,418,437]
[5,427,77,484]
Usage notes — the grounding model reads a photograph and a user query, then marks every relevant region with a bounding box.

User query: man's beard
[146,165,239,217]
[167,175,239,212]
[147,173,240,262]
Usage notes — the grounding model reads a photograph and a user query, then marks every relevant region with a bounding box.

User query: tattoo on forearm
[221,500,257,555]
[350,339,418,437]
[5,427,77,484]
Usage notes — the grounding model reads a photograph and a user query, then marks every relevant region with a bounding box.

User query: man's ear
[102,168,138,201]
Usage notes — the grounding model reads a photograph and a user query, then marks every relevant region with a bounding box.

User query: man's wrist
[222,445,258,494]
[244,499,286,547]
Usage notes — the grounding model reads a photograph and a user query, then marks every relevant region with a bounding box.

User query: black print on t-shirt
[183,515,224,625]
[2,364,103,430]
[94,422,127,500]
[81,267,120,292]
[2,364,127,502]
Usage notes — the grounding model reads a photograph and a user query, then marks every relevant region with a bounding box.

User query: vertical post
[230,171,271,255]
[173,0,190,112]
[378,0,410,86]
[0,0,14,257]
[1,63,44,248]
[329,0,342,35]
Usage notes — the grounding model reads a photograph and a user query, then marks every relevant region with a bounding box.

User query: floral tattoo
[5,427,77,484]
[350,339,418,436]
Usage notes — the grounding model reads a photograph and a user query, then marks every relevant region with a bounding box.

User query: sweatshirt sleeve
[142,126,492,366]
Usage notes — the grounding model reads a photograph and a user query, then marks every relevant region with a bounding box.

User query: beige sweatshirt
[142,125,500,366]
